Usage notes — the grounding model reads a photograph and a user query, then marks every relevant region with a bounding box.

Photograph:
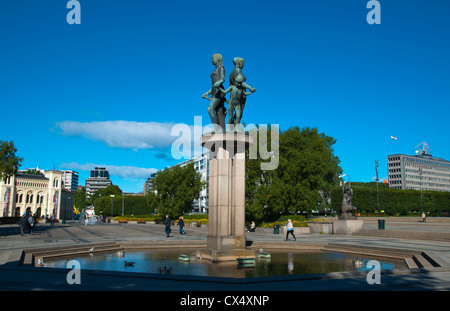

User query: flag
[390,135,398,140]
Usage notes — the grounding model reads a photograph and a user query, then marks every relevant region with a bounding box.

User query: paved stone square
[1,217,450,291]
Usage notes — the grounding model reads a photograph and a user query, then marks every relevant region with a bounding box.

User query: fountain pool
[43,248,407,278]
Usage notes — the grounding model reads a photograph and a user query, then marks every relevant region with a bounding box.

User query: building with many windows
[388,148,450,192]
[85,167,113,197]
[61,170,79,192]
[143,173,157,196]
[0,170,74,219]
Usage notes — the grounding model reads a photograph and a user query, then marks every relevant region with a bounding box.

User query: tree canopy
[0,140,23,181]
[246,126,342,222]
[153,162,204,219]
[90,185,123,206]
[74,186,89,210]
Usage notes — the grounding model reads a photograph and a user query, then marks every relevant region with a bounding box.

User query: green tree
[90,185,123,206]
[23,169,44,175]
[74,186,89,211]
[153,163,204,219]
[246,126,342,222]
[0,140,23,181]
[146,191,158,214]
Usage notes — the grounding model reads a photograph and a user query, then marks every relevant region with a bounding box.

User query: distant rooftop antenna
[413,141,431,156]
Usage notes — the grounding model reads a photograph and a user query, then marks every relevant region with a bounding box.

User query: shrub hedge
[330,186,450,215]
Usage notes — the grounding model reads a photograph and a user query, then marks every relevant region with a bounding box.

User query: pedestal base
[197,248,256,262]
[333,220,363,235]
[338,213,357,220]
[207,235,246,251]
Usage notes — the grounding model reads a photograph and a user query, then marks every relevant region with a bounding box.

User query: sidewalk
[1,218,450,290]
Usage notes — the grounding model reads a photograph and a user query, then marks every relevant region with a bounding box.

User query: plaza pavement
[1,217,450,291]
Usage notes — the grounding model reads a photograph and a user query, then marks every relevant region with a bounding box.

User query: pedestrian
[27,214,35,235]
[32,213,37,233]
[18,213,28,236]
[422,212,427,223]
[164,214,171,237]
[177,216,186,234]
[85,213,89,226]
[250,221,256,232]
[285,219,296,241]
[50,215,55,227]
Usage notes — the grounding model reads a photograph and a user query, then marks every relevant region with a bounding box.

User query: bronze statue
[202,53,227,131]
[202,55,255,131]
[228,57,255,126]
[219,74,255,127]
[339,186,357,220]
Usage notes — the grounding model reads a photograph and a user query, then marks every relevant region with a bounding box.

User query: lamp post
[375,160,380,208]
[38,193,44,217]
[110,195,115,217]
[339,173,351,205]
[122,190,124,216]
[419,167,423,210]
[339,174,347,196]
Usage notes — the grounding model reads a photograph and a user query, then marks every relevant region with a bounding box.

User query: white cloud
[60,162,158,179]
[56,119,211,160]
[57,120,180,150]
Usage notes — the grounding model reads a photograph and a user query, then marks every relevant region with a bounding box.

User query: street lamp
[110,195,115,217]
[339,173,351,205]
[375,160,380,208]
[122,190,124,216]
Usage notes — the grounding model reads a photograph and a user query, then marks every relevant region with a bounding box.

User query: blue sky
[1,0,449,193]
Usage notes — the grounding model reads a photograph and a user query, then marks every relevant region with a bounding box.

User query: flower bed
[261,219,308,228]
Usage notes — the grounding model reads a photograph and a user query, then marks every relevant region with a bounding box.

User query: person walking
[421,212,427,223]
[32,213,38,233]
[285,219,296,241]
[50,215,55,227]
[27,213,35,235]
[177,216,186,234]
[18,213,28,236]
[164,214,171,237]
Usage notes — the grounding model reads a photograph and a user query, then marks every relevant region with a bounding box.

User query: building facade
[0,170,74,220]
[177,153,209,213]
[388,148,450,192]
[61,170,79,192]
[85,167,113,197]
[143,173,157,196]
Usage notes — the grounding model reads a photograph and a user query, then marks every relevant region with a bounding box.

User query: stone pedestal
[332,220,363,235]
[198,132,255,261]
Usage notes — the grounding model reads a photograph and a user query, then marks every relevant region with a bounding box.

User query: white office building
[61,170,79,192]
[388,148,450,192]
[85,167,113,197]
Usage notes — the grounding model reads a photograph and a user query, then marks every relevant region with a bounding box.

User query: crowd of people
[17,212,297,242]
[18,213,56,236]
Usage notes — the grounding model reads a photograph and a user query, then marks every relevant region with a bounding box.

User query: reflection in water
[44,249,406,278]
[287,252,294,274]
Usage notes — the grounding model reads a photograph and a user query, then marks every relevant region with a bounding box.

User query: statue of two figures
[202,54,256,132]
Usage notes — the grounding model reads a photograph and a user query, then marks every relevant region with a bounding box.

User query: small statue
[339,186,357,220]
[202,53,227,132]
[218,74,255,128]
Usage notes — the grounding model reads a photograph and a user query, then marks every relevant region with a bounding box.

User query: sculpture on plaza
[202,54,255,130]
[340,186,357,220]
